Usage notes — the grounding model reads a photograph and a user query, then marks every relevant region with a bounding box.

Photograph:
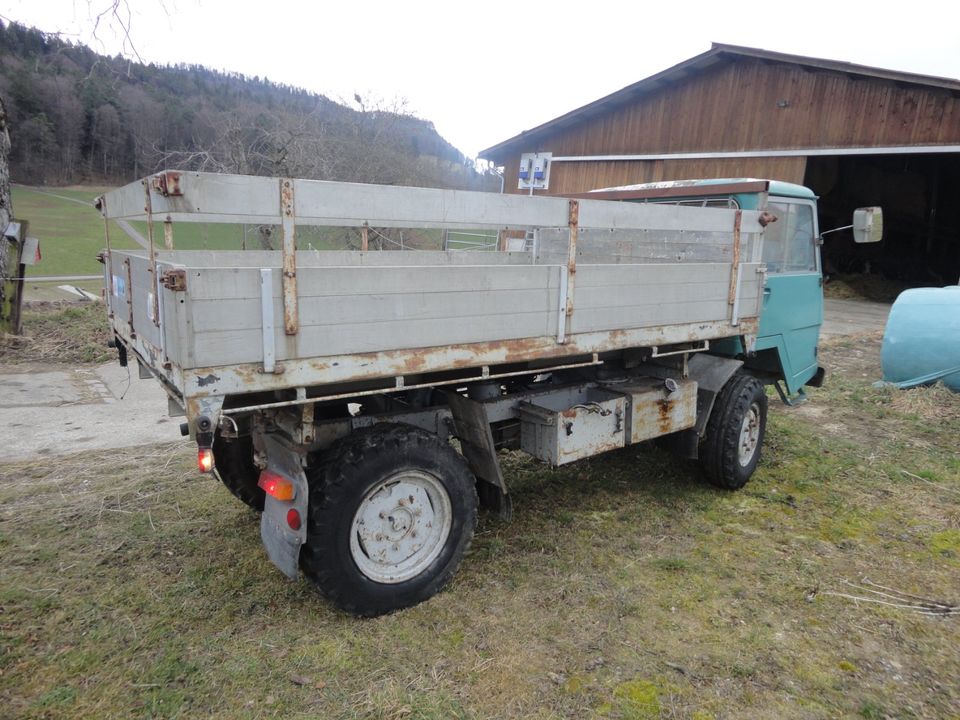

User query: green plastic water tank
[880,286,960,392]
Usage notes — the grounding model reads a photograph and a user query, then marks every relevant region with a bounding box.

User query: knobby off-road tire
[700,372,767,490]
[213,431,265,511]
[300,424,478,617]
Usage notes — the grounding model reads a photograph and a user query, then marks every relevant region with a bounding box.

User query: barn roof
[480,43,960,160]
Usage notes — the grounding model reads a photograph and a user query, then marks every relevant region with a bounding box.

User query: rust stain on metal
[280,178,300,335]
[151,171,183,197]
[361,222,369,252]
[565,199,579,319]
[123,257,134,333]
[233,365,259,385]
[657,398,675,434]
[727,209,742,306]
[189,318,760,403]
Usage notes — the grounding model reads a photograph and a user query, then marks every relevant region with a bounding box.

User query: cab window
[763,202,817,274]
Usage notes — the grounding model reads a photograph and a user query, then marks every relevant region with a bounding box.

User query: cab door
[756,199,823,393]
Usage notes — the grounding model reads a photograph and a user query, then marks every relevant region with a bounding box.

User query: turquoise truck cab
[585,179,880,400]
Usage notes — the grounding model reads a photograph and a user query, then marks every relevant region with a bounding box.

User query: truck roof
[581,178,817,201]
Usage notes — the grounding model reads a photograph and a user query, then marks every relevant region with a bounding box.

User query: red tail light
[198,448,214,473]
[286,509,302,530]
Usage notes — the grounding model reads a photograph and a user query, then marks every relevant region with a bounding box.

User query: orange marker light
[198,448,214,473]
[258,470,296,501]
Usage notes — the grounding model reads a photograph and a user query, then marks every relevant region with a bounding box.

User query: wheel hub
[350,471,451,584]
[738,402,761,466]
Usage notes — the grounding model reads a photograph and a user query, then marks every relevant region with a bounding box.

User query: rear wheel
[213,431,264,511]
[300,424,478,616]
[699,373,767,490]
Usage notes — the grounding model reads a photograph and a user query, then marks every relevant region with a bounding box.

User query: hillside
[0,21,495,190]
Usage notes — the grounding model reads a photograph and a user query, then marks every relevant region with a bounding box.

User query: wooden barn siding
[520,158,808,196]
[497,57,960,195]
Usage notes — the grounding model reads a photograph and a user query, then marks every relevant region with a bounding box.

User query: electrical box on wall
[517,152,551,191]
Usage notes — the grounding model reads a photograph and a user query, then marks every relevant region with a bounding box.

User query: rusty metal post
[124,257,135,338]
[163,218,174,250]
[563,199,579,341]
[728,210,743,326]
[100,196,112,255]
[361,222,369,252]
[143,180,160,327]
[101,196,114,319]
[280,178,299,335]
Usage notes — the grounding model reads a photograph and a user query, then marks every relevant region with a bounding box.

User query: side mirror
[853,207,883,243]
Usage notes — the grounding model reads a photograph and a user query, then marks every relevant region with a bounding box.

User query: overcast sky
[4,0,960,160]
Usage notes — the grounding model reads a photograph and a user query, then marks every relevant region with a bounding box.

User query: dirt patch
[818,331,884,378]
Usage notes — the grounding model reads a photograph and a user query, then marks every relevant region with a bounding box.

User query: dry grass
[822,273,921,303]
[2,337,959,719]
[0,301,112,366]
[888,383,960,423]
[823,273,915,303]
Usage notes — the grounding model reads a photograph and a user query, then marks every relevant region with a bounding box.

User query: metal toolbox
[620,378,698,443]
[519,387,626,466]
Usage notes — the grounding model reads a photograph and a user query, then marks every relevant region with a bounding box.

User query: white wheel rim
[738,402,761,467]
[349,470,452,584]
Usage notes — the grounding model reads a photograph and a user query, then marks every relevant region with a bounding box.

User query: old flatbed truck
[96,172,879,616]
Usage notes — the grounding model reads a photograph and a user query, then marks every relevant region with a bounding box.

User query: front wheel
[299,424,478,616]
[699,373,767,490]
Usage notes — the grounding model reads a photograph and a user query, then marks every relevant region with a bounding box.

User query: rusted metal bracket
[280,178,299,335]
[728,209,743,326]
[151,171,183,197]
[562,199,579,344]
[161,269,187,291]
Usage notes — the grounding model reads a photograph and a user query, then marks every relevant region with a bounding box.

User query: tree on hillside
[0,21,495,191]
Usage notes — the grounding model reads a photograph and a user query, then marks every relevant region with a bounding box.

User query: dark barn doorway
[805,153,960,286]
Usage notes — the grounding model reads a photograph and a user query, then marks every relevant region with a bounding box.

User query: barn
[480,43,960,284]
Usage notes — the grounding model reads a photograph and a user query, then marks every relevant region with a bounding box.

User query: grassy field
[11,184,449,286]
[11,186,137,277]
[1,312,958,719]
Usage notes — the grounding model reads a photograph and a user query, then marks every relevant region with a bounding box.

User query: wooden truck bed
[98,172,766,423]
